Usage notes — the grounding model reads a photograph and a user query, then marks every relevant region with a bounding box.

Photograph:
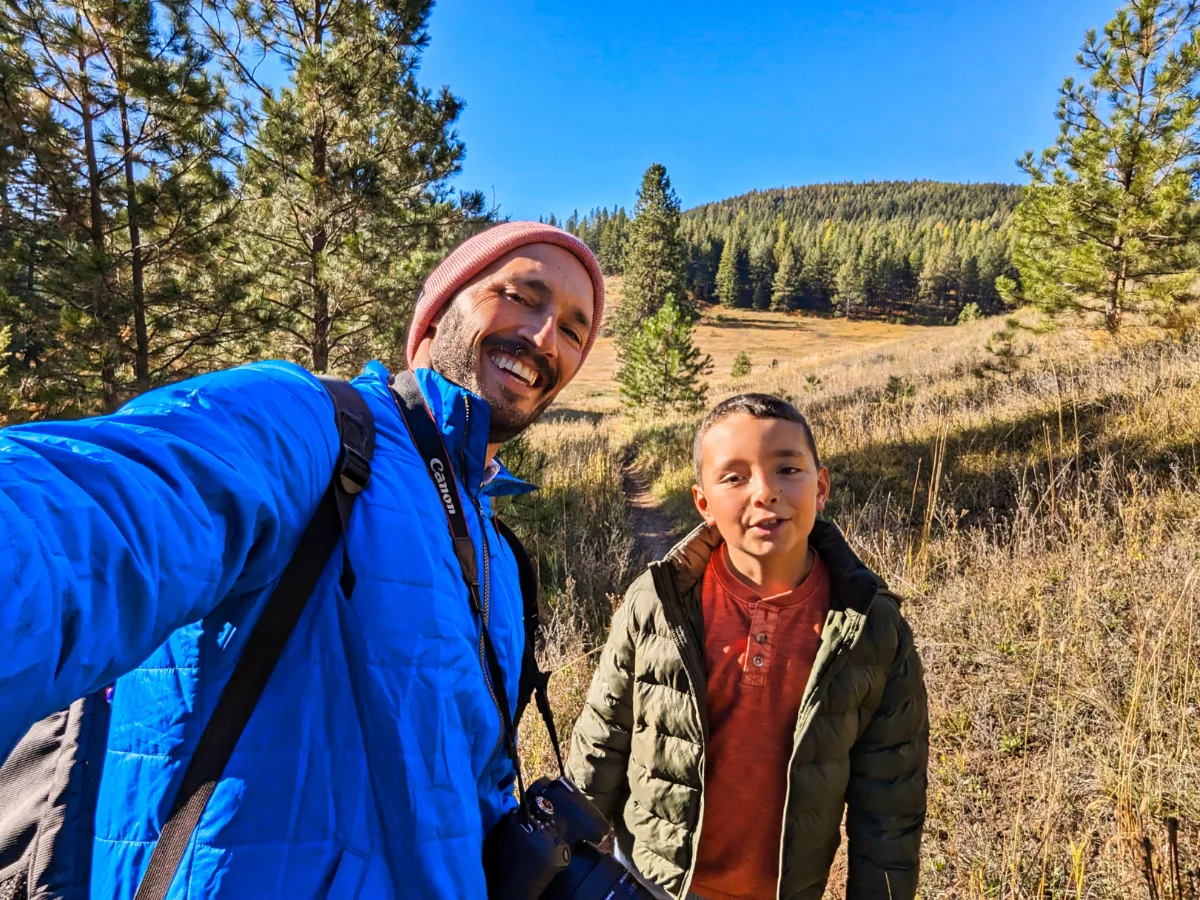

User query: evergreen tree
[687,234,719,303]
[731,349,751,377]
[835,252,867,318]
[598,207,629,275]
[715,232,740,307]
[2,0,245,414]
[919,239,960,317]
[1009,0,1200,333]
[612,163,691,345]
[617,295,711,415]
[798,236,835,310]
[197,0,485,372]
[749,234,776,310]
[771,238,804,311]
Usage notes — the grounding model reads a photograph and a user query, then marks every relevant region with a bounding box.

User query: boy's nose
[751,477,779,505]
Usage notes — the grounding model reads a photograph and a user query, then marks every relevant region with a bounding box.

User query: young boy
[567,394,928,900]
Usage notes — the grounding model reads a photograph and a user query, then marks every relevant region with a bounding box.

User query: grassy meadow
[507,287,1200,899]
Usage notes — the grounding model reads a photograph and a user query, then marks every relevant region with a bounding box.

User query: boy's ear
[692,482,716,526]
[815,466,831,512]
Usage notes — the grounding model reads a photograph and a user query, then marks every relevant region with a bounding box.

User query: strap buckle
[337,445,371,494]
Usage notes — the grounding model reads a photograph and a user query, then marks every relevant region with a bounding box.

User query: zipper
[461,396,506,766]
[774,611,866,899]
[652,563,709,899]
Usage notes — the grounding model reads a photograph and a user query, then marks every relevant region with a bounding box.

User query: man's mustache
[482,336,557,392]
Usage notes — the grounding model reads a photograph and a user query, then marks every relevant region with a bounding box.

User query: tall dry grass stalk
[515,311,1200,898]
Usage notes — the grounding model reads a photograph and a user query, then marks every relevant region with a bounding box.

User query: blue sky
[419,0,1118,220]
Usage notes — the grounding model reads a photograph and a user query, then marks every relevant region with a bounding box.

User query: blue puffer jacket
[0,361,533,899]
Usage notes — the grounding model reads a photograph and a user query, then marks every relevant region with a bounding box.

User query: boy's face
[692,413,830,562]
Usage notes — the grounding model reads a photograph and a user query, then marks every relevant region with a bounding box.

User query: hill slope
[684,179,1020,229]
[681,179,1022,320]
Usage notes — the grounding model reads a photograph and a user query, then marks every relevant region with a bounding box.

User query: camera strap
[390,372,563,801]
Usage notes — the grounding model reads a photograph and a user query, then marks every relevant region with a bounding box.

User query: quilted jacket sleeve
[0,362,340,761]
[845,606,929,900]
[566,591,637,822]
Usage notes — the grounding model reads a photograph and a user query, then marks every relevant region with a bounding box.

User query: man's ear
[815,467,831,512]
[410,309,445,370]
[692,482,716,525]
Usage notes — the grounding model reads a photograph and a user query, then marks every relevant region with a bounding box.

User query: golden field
[506,292,1200,900]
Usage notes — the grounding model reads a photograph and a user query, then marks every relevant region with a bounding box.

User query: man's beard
[427,304,557,443]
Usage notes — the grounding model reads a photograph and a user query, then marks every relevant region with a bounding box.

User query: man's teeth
[492,352,537,387]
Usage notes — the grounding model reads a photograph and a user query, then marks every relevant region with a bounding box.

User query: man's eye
[506,291,529,306]
[562,325,582,346]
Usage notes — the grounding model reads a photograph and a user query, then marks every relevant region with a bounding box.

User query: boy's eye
[719,473,742,484]
[779,466,802,476]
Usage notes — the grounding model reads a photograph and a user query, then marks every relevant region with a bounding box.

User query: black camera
[483,777,657,900]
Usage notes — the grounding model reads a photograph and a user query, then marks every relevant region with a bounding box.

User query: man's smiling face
[418,243,595,442]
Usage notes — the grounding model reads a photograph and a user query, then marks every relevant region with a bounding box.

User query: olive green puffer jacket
[566,520,928,900]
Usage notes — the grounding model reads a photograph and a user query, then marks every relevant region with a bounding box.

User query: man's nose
[520,310,559,358]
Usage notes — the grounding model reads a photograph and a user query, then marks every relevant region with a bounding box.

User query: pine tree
[2,0,245,414]
[731,350,751,377]
[749,235,776,310]
[771,238,804,311]
[799,237,835,310]
[835,253,867,319]
[687,235,720,303]
[921,240,961,316]
[198,0,485,373]
[1010,0,1200,333]
[612,164,691,345]
[617,296,712,415]
[715,232,740,307]
[598,207,629,275]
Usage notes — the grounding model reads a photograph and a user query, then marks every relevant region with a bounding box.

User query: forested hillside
[564,180,1021,323]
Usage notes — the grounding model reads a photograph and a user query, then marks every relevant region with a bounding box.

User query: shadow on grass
[539,407,606,426]
[631,395,1199,538]
[704,317,807,332]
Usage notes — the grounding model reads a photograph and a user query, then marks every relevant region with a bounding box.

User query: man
[0,222,604,899]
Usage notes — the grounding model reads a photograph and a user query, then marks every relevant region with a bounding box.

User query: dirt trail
[621,460,678,564]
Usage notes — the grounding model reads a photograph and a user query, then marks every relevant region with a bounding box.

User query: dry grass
[513,308,1200,899]
[556,279,934,413]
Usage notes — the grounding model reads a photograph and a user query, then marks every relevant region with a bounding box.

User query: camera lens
[543,843,657,900]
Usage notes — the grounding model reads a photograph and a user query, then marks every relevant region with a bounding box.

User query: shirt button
[756,632,768,644]
[752,655,764,667]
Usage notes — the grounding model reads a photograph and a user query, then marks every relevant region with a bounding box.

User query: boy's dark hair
[693,393,821,482]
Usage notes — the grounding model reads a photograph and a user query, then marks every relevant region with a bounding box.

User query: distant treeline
[554,180,1023,322]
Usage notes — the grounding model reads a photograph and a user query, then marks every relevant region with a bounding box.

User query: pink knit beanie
[405,221,606,367]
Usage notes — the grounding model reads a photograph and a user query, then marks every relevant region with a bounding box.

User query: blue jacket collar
[363,362,536,499]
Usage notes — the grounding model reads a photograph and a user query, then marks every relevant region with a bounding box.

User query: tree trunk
[1106,253,1126,335]
[311,122,329,372]
[308,5,330,373]
[117,67,150,393]
[76,19,118,412]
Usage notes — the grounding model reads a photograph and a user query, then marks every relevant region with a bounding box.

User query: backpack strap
[133,378,375,900]
[493,517,562,776]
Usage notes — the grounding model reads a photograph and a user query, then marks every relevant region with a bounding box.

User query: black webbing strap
[390,372,563,798]
[494,517,563,776]
[133,378,374,900]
